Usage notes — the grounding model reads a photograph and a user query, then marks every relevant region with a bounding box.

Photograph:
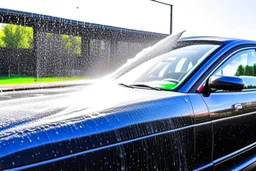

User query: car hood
[0,83,193,169]
[0,83,178,133]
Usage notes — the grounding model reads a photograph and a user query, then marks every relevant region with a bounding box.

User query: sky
[1,0,256,40]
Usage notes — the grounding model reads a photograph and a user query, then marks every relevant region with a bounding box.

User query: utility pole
[151,0,173,34]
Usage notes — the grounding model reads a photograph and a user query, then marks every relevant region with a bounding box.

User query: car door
[200,48,256,170]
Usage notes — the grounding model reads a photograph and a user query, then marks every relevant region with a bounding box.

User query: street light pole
[170,4,173,34]
[151,0,173,34]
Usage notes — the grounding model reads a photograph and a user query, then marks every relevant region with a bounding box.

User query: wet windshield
[116,44,220,90]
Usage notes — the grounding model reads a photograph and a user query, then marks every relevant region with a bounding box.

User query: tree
[253,64,256,76]
[61,34,81,55]
[44,33,81,55]
[235,65,245,76]
[0,24,33,49]
[0,30,5,47]
[244,65,253,76]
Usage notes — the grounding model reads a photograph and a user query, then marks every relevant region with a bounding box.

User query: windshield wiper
[118,83,134,89]
[118,83,161,91]
[129,84,161,91]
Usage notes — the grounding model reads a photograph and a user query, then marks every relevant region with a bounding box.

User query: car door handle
[233,104,242,111]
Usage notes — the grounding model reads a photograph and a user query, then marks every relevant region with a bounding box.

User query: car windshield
[116,44,220,90]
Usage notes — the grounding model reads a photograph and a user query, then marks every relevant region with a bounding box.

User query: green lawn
[0,76,85,84]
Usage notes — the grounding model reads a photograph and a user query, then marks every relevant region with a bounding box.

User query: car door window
[214,49,256,90]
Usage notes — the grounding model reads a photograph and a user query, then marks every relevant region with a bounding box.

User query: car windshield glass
[116,44,220,90]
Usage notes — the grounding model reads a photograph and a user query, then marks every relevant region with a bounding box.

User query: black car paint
[201,90,256,170]
[1,38,256,170]
[0,85,195,170]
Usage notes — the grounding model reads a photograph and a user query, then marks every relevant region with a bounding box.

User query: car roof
[179,36,256,45]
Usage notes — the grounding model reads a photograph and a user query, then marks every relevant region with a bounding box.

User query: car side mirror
[208,75,244,91]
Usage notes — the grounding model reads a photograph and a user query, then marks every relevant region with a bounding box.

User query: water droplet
[184,98,189,103]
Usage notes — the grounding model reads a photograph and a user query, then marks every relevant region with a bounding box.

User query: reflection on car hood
[0,83,193,169]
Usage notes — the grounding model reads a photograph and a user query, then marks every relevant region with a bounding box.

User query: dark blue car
[1,34,256,171]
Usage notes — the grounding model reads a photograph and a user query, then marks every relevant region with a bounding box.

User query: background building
[0,8,167,78]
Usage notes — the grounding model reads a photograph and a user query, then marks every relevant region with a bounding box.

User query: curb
[0,80,94,92]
